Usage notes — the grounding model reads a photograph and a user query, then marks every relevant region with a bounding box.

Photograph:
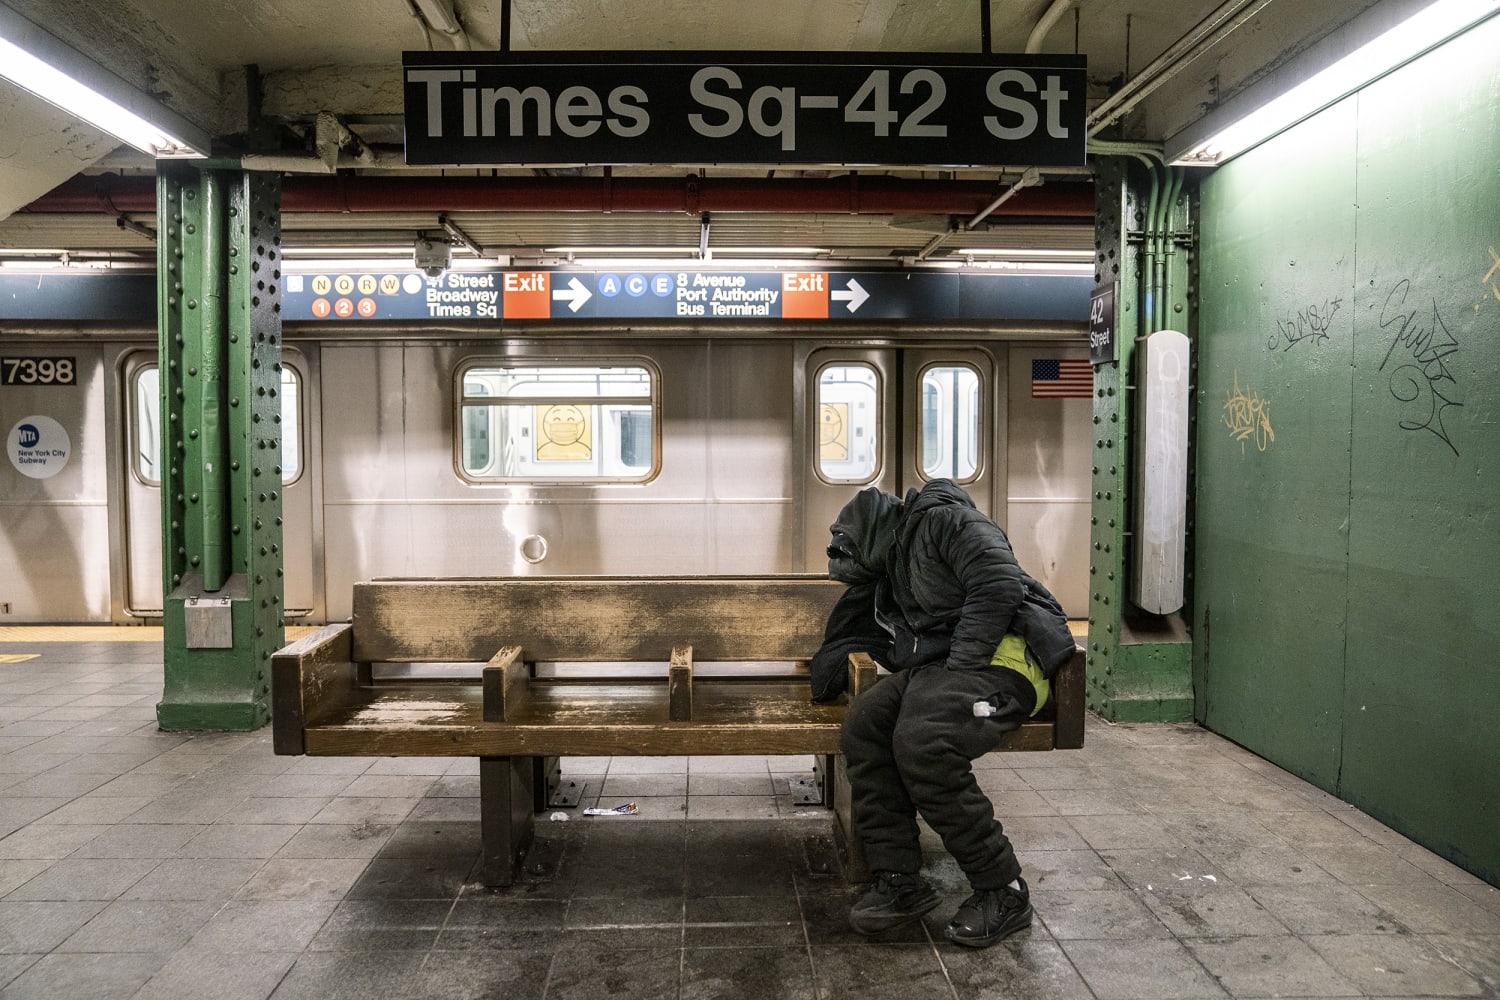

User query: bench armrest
[1052,644,1087,749]
[271,623,356,755]
[845,652,880,698]
[481,646,527,722]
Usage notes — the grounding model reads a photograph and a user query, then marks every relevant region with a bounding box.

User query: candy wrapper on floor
[583,802,639,816]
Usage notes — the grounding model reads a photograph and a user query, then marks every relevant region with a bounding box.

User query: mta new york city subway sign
[403,51,1086,167]
[281,268,1091,324]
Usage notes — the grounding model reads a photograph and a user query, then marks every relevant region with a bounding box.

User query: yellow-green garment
[990,632,1049,716]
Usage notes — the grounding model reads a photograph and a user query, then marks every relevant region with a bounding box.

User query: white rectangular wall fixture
[1132,329,1190,615]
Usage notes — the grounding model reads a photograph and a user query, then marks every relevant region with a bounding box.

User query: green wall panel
[1196,101,1358,792]
[1196,15,1500,884]
[1342,18,1500,881]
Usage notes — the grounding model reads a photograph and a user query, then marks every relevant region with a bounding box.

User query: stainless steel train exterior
[1,324,1092,625]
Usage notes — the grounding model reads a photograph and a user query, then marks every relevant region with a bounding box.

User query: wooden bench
[272,576,1086,886]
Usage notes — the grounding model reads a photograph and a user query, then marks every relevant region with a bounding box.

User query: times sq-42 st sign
[404,51,1086,167]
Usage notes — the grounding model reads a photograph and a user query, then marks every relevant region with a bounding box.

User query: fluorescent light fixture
[0,256,150,270]
[955,248,1095,259]
[280,245,414,259]
[918,259,1094,274]
[978,261,1093,274]
[542,246,832,257]
[706,246,832,256]
[0,4,209,157]
[543,246,699,257]
[1170,0,1500,166]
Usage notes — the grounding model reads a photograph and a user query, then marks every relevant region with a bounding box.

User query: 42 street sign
[404,51,1086,167]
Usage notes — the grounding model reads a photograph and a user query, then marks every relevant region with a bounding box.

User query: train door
[122,349,318,619]
[0,346,110,621]
[803,346,1000,571]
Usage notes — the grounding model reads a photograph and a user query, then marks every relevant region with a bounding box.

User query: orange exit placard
[781,272,828,319]
[503,272,550,318]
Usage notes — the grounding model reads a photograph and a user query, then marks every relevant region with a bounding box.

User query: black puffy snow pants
[841,661,1035,890]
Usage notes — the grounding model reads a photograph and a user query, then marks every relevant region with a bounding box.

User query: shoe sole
[848,892,942,935]
[943,904,1033,948]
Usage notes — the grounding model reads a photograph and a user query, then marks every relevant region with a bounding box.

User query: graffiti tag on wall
[1484,247,1500,307]
[1378,278,1462,457]
[1268,298,1342,351]
[1223,371,1274,454]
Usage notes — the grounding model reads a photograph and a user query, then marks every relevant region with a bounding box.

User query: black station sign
[1090,283,1116,366]
[403,51,1087,167]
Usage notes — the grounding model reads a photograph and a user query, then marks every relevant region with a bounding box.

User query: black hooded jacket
[826,479,1074,678]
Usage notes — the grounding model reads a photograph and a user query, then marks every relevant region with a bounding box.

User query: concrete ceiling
[0,0,1392,262]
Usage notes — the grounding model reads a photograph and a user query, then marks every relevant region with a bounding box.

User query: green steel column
[157,165,286,731]
[1087,158,1195,723]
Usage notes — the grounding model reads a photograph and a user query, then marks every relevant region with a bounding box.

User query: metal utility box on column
[156,165,286,731]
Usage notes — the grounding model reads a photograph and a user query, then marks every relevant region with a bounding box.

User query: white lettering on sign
[409,68,651,139]
[405,58,1084,167]
[8,415,71,480]
[687,66,973,152]
[672,271,781,315]
[426,275,500,319]
[984,70,1071,140]
[506,272,546,292]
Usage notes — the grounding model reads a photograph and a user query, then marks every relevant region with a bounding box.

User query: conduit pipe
[1163,167,1184,331]
[24,174,1095,219]
[1026,0,1073,53]
[915,167,1043,261]
[1137,160,1160,338]
[1087,0,1278,133]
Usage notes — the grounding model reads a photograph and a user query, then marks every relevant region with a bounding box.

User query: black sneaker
[943,877,1033,948]
[848,871,941,934]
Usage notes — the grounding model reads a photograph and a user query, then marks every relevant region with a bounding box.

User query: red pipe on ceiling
[23,173,1094,218]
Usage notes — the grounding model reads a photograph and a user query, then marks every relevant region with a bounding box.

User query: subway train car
[0,319,1091,625]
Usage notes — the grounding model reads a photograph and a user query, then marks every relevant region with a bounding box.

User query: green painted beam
[1087,157,1194,723]
[157,166,286,732]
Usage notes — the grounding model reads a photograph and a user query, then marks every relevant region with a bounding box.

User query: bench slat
[353,578,845,663]
[304,718,1060,757]
[297,677,1061,757]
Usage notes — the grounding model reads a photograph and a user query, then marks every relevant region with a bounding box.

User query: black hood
[903,478,977,522]
[826,487,904,584]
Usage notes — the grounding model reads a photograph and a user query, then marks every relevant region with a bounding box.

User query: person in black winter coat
[820,478,1074,948]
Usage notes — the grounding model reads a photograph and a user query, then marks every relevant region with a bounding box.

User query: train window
[133,366,161,483]
[815,363,880,483]
[919,363,981,482]
[462,379,493,472]
[279,368,303,483]
[131,364,302,486]
[457,362,658,482]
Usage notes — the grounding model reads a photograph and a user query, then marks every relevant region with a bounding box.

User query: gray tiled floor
[2,638,1498,1000]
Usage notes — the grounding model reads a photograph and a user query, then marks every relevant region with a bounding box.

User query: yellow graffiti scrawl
[1222,371,1274,454]
[1484,247,1500,306]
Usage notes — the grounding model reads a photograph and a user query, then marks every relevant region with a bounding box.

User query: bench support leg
[479,755,535,887]
[830,754,868,884]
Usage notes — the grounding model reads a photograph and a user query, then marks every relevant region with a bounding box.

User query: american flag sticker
[1031,359,1093,398]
